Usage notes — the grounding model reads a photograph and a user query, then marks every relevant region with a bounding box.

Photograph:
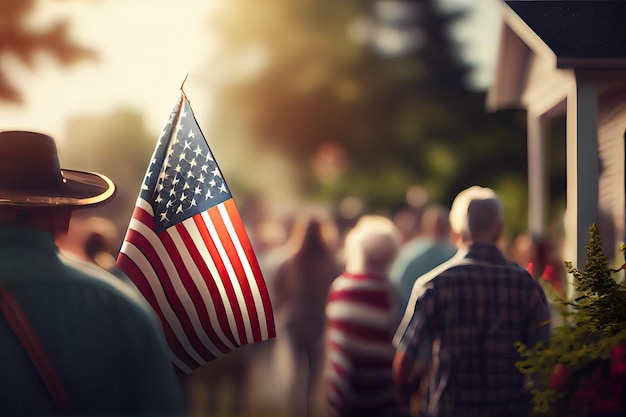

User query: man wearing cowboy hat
[0,131,186,416]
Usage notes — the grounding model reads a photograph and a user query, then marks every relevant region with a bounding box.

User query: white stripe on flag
[165,227,228,358]
[168,220,237,351]
[129,214,209,351]
[217,203,269,340]
[132,200,218,353]
[121,241,204,366]
[200,209,253,344]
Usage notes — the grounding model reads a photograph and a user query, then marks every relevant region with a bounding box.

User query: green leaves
[515,224,626,415]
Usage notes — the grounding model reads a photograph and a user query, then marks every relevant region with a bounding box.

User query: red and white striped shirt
[324,272,401,417]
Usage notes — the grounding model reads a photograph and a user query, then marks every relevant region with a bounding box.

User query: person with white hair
[392,186,551,417]
[324,215,407,417]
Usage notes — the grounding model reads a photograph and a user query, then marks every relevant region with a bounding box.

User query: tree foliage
[59,109,156,243]
[0,0,94,103]
[515,224,626,415]
[203,0,528,232]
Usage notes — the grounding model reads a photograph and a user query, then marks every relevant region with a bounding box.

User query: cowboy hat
[0,130,115,208]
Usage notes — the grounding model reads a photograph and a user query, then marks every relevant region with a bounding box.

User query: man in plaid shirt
[393,186,551,417]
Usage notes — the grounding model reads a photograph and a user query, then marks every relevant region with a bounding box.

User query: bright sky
[438,0,502,88]
[0,0,502,142]
[0,0,218,141]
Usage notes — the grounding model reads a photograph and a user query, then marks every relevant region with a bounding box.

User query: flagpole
[180,74,190,100]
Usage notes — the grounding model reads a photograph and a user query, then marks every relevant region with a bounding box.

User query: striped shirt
[394,243,551,417]
[325,272,401,417]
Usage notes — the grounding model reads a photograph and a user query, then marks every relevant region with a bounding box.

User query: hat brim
[0,169,115,208]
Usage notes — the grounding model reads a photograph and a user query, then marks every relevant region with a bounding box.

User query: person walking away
[389,204,456,311]
[393,186,551,417]
[507,231,567,327]
[508,231,566,297]
[0,131,185,416]
[324,215,408,417]
[271,210,343,417]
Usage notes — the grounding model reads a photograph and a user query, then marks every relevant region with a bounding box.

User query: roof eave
[556,57,626,70]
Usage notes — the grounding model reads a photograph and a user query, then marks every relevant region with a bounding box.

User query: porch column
[564,80,599,299]
[527,113,547,234]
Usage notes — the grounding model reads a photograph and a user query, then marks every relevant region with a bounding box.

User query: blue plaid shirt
[394,242,551,417]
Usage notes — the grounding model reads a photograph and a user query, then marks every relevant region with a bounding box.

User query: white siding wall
[597,90,626,267]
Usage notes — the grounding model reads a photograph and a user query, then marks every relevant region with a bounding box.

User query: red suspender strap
[0,283,75,416]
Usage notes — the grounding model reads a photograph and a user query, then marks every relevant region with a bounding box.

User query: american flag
[117,92,275,373]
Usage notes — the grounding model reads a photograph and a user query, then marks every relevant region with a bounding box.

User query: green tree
[203,0,528,232]
[516,224,626,415]
[59,109,156,241]
[0,0,94,103]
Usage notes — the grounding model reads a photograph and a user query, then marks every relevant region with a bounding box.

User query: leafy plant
[515,223,626,416]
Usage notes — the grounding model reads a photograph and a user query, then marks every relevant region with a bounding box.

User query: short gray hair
[449,186,504,242]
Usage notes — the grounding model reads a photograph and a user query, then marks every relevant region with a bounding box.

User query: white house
[487,0,626,296]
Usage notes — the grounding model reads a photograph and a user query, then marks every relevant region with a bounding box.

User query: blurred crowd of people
[50,182,569,417]
[6,121,566,417]
[85,184,557,417]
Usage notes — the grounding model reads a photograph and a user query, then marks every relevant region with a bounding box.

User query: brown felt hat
[0,130,115,208]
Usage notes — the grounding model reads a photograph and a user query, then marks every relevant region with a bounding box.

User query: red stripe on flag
[158,229,222,362]
[123,208,213,364]
[176,218,238,348]
[171,220,235,353]
[118,207,157,298]
[117,252,199,370]
[129,204,155,232]
[126,229,175,309]
[127,211,183,315]
[122,225,213,364]
[192,210,247,346]
[208,204,259,343]
[223,199,276,339]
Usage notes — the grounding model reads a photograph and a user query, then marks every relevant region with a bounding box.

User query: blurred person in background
[507,231,567,327]
[508,231,566,297]
[324,214,408,417]
[57,215,132,284]
[392,207,421,246]
[393,186,551,417]
[389,204,457,311]
[392,185,430,245]
[77,216,119,271]
[271,209,344,417]
[0,131,185,416]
